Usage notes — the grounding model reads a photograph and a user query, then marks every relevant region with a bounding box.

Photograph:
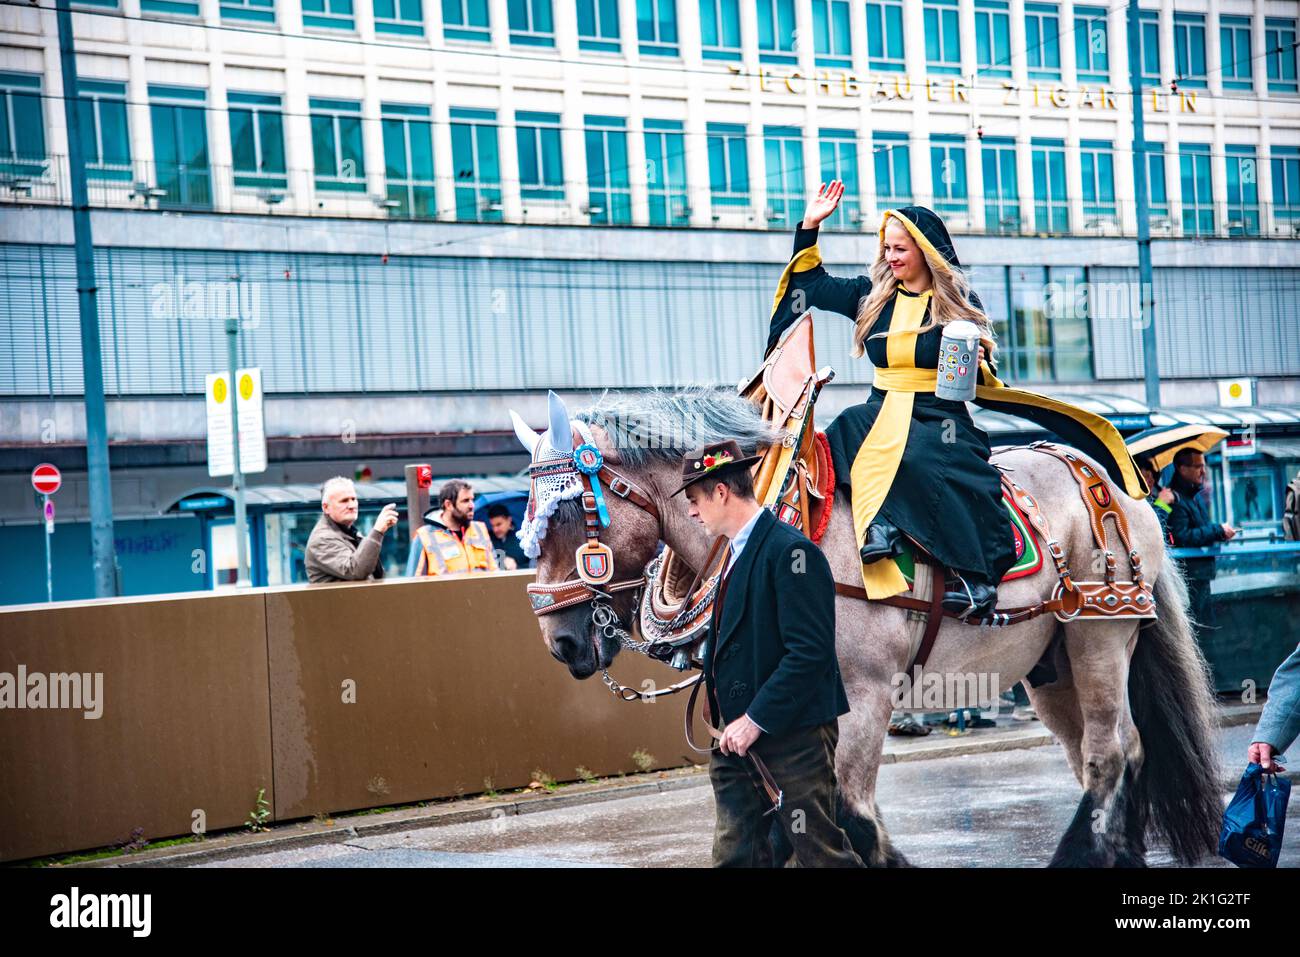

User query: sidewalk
[58,699,1270,869]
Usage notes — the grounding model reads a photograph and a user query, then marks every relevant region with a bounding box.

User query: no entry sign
[31,463,62,495]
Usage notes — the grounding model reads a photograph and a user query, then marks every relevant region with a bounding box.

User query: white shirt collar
[726,506,765,572]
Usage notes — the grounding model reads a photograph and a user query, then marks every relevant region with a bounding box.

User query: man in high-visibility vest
[405,479,500,577]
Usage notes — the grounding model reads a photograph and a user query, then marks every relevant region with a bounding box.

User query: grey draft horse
[514,386,1222,867]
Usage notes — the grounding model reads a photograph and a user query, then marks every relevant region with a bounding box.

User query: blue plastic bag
[1218,762,1291,868]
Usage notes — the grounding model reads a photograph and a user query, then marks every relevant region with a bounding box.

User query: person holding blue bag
[1221,642,1300,867]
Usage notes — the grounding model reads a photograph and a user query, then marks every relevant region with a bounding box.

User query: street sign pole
[226,296,250,587]
[1126,0,1161,411]
[43,493,53,603]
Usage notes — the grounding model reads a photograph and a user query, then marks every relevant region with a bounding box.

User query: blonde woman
[767,180,1146,618]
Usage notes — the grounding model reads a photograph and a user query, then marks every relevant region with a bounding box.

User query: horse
[512,386,1223,867]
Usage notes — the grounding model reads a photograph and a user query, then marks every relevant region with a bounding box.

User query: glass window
[0,72,46,177]
[974,0,1011,78]
[77,79,132,182]
[981,136,1019,233]
[637,0,679,56]
[874,131,910,209]
[1219,16,1252,91]
[707,121,748,209]
[1139,10,1160,87]
[865,0,905,72]
[1272,146,1300,222]
[1145,145,1169,226]
[644,118,689,226]
[818,128,860,230]
[1031,137,1068,234]
[1079,139,1116,225]
[1231,468,1277,527]
[516,110,564,201]
[141,0,201,16]
[578,0,622,53]
[508,0,554,46]
[700,0,741,60]
[929,134,968,216]
[1179,142,1214,236]
[763,125,803,229]
[1174,13,1207,89]
[756,0,797,64]
[301,0,354,29]
[924,0,961,75]
[584,114,631,224]
[382,103,435,219]
[1074,5,1109,83]
[228,91,286,190]
[148,84,211,208]
[310,97,366,192]
[812,0,852,68]
[220,0,275,23]
[374,0,424,35]
[1265,18,1298,93]
[450,107,502,221]
[1003,264,1091,381]
[1024,3,1061,81]
[1045,265,1092,381]
[1008,266,1053,381]
[1224,145,1259,236]
[443,0,490,41]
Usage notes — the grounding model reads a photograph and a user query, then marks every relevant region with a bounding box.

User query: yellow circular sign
[212,377,227,404]
[239,373,255,401]
[1228,382,1243,399]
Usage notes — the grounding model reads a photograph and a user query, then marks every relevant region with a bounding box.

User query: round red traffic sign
[31,463,62,495]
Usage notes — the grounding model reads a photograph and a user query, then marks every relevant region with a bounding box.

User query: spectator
[406,480,499,576]
[1167,448,1237,628]
[486,503,530,571]
[1137,456,1175,544]
[304,477,399,583]
[1247,641,1300,772]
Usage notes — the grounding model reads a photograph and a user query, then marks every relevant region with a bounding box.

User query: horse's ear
[546,390,572,451]
[508,409,541,455]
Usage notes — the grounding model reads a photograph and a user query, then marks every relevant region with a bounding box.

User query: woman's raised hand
[801,179,844,228]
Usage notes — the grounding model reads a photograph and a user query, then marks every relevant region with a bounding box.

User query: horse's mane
[573,386,786,467]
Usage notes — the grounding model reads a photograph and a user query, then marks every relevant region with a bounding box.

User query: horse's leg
[1048,622,1144,868]
[834,673,911,867]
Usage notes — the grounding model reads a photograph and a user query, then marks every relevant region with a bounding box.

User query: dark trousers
[709,719,864,867]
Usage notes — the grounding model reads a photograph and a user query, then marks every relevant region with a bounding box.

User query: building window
[763,125,803,229]
[981,136,1019,233]
[1138,9,1160,87]
[148,84,211,208]
[707,121,748,209]
[301,0,355,29]
[637,0,679,56]
[1224,145,1260,236]
[228,91,286,189]
[924,0,961,75]
[865,0,905,72]
[75,79,132,182]
[1174,13,1207,89]
[974,0,1011,78]
[450,107,502,221]
[374,0,424,35]
[221,0,275,23]
[382,103,435,219]
[1145,146,1169,228]
[578,0,622,53]
[508,0,555,46]
[1179,142,1214,236]
[584,115,631,224]
[1272,146,1300,222]
[1001,265,1092,382]
[818,128,860,230]
[1031,137,1068,234]
[1218,16,1252,91]
[72,0,120,7]
[1024,3,1061,81]
[141,0,201,16]
[1074,5,1109,83]
[929,134,967,216]
[699,0,741,61]
[310,97,366,193]
[756,0,797,64]
[0,73,46,179]
[1265,18,1299,93]
[644,118,689,225]
[516,110,564,200]
[873,130,910,209]
[812,0,852,68]
[443,0,490,41]
[1079,140,1116,227]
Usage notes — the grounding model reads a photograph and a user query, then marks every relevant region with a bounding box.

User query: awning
[1257,438,1300,460]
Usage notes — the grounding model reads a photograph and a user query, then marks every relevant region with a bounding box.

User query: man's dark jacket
[702,507,850,737]
[1167,473,1226,579]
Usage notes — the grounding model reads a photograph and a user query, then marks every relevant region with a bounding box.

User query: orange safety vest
[413,521,500,576]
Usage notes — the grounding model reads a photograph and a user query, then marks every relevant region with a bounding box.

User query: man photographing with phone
[305,476,400,583]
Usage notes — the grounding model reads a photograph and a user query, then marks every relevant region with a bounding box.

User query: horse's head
[510,391,664,679]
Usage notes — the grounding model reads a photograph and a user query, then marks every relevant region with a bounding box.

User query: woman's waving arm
[766,180,874,356]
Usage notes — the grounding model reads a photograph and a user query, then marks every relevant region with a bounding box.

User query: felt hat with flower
[671,439,764,497]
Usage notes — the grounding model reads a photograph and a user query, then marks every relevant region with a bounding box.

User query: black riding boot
[941,573,998,619]
[859,521,905,564]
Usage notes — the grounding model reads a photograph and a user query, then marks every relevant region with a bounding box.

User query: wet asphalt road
[195,724,1296,868]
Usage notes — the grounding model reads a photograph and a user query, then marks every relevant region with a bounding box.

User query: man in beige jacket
[304,476,399,583]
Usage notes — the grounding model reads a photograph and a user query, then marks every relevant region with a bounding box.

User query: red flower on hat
[703,455,716,468]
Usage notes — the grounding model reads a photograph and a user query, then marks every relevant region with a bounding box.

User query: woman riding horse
[767,180,1149,619]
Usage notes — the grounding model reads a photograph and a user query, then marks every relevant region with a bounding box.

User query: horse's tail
[1127,552,1222,865]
